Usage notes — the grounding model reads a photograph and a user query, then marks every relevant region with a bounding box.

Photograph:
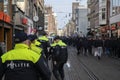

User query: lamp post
[12,0,19,47]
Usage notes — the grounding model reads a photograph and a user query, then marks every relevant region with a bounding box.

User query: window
[77,28,79,32]
[102,8,106,11]
[45,16,48,22]
[4,0,9,14]
[102,12,105,20]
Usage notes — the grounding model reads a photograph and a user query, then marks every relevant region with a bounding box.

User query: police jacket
[38,36,50,57]
[38,36,49,48]
[0,43,51,80]
[50,40,68,63]
[30,43,42,55]
[34,39,42,47]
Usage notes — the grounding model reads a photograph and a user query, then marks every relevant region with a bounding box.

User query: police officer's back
[38,31,50,60]
[0,32,51,80]
[50,36,68,80]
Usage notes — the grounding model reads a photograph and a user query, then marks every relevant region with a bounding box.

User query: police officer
[38,31,50,61]
[28,34,42,55]
[0,32,51,80]
[28,34,49,68]
[50,36,68,80]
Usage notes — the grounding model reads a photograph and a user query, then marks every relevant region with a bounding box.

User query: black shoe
[98,56,101,60]
[77,52,80,55]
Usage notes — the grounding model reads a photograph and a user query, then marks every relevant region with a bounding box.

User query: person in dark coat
[38,31,50,61]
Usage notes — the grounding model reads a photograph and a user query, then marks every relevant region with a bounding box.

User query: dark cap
[39,31,47,35]
[28,34,37,41]
[14,32,28,43]
[54,36,60,40]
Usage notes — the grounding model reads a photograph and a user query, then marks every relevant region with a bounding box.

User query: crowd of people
[61,36,120,60]
[0,31,68,80]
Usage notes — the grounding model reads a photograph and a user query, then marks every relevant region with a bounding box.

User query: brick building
[44,6,57,36]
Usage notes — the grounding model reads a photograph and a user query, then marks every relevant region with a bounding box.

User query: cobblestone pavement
[50,46,120,80]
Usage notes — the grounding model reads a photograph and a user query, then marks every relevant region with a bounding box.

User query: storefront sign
[4,14,11,23]
[22,18,28,25]
[0,11,11,23]
[0,11,4,20]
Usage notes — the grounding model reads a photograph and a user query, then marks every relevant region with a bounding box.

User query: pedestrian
[93,37,103,60]
[49,36,68,80]
[0,32,51,80]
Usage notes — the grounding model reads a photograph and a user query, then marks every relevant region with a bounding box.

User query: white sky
[45,0,87,29]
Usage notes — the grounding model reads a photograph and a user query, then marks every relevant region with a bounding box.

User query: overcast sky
[45,0,87,29]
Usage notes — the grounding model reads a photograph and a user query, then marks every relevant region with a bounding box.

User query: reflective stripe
[58,40,67,46]
[1,44,40,63]
[38,36,49,41]
[51,40,67,47]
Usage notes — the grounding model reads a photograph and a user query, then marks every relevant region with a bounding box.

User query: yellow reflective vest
[51,40,67,47]
[30,43,42,55]
[1,43,40,63]
[38,36,49,41]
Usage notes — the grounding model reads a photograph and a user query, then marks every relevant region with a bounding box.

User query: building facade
[77,7,88,37]
[0,0,45,53]
[44,6,57,36]
[0,0,13,53]
[110,0,120,38]
[62,20,75,37]
[87,0,110,38]
[72,2,80,33]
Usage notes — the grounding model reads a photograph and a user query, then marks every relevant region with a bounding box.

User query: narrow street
[55,46,120,80]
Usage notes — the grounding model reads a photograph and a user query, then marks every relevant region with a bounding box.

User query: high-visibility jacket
[0,43,51,80]
[50,40,68,63]
[30,43,42,55]
[51,40,67,47]
[38,36,49,42]
[34,39,41,47]
[38,36,50,58]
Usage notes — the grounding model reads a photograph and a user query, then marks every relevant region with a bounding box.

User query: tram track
[64,46,120,80]
[78,58,99,80]
[69,46,99,80]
